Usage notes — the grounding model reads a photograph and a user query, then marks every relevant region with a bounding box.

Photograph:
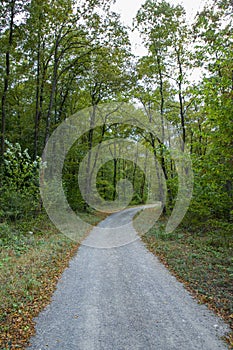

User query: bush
[0,141,41,222]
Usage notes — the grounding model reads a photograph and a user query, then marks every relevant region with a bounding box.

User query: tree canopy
[0,0,232,229]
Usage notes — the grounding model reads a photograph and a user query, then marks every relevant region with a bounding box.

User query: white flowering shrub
[0,141,41,221]
[3,141,41,190]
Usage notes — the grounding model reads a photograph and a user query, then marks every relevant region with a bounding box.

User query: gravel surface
[27,208,230,350]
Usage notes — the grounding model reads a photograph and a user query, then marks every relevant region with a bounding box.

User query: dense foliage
[0,140,40,221]
[0,0,232,232]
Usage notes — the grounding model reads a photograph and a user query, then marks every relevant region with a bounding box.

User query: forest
[0,0,232,348]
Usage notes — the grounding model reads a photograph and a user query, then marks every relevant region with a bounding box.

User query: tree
[0,0,27,158]
[135,0,193,147]
[62,11,133,212]
[190,0,233,220]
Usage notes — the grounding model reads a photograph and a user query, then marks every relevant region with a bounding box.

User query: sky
[111,0,206,56]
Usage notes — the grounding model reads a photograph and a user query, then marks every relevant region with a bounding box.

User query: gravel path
[28,208,230,350]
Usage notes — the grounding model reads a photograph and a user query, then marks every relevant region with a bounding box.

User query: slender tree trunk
[140,149,148,203]
[112,132,117,201]
[190,130,193,155]
[45,41,59,146]
[84,105,96,208]
[58,76,75,122]
[176,49,186,148]
[132,147,138,193]
[156,51,168,183]
[89,123,106,186]
[34,27,41,159]
[34,63,46,156]
[112,158,117,201]
[198,118,203,155]
[1,0,15,159]
[156,53,165,141]
[150,133,164,203]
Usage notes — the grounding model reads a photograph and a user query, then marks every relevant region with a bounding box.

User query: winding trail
[28,208,229,350]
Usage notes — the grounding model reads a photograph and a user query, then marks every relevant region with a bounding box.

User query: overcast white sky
[111,0,206,56]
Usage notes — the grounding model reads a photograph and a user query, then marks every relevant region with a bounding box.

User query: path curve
[28,208,229,350]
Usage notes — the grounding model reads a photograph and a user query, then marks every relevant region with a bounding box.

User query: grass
[0,210,107,350]
[141,219,233,348]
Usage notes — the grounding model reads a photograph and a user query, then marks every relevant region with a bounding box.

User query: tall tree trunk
[112,131,117,201]
[1,0,15,159]
[84,105,96,208]
[132,142,139,192]
[150,133,165,204]
[140,149,148,203]
[34,59,46,157]
[156,51,168,182]
[112,158,117,201]
[45,41,59,146]
[156,53,165,141]
[176,49,186,148]
[34,27,41,159]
